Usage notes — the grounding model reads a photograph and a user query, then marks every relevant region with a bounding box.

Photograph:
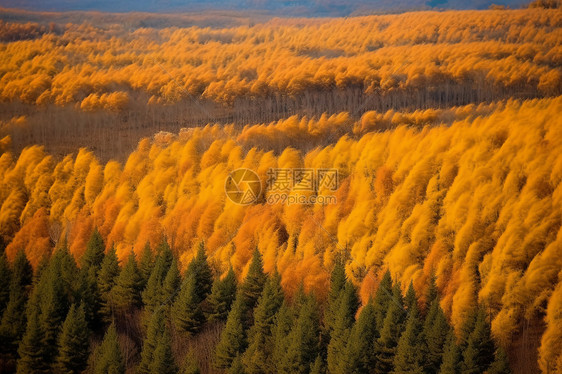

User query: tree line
[0,229,511,373]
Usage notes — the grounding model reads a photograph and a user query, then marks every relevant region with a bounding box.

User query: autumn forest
[0,3,561,374]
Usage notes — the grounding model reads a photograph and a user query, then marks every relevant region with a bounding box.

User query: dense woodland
[1,8,561,158]
[1,96,561,372]
[1,4,561,374]
[0,234,511,374]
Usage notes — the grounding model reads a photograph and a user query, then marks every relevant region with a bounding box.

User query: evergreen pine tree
[111,251,142,314]
[16,307,44,374]
[81,228,105,273]
[228,355,245,374]
[163,258,181,304]
[138,309,166,374]
[374,283,405,374]
[172,274,205,335]
[138,242,154,289]
[423,298,450,373]
[439,330,461,374]
[327,281,359,374]
[0,250,12,315]
[423,274,438,312]
[271,302,294,371]
[0,250,32,355]
[457,308,477,351]
[344,299,378,374]
[39,271,68,367]
[97,246,120,324]
[279,294,320,374]
[142,241,173,323]
[488,346,511,374]
[242,272,284,374]
[239,248,267,311]
[94,323,125,374]
[404,282,418,312]
[53,247,81,317]
[214,295,248,369]
[207,266,237,322]
[149,327,177,374]
[12,250,33,287]
[155,239,174,270]
[55,303,90,374]
[461,307,495,374]
[32,255,49,288]
[186,242,213,303]
[324,261,347,335]
[310,356,325,374]
[373,270,393,331]
[180,349,201,374]
[0,283,29,355]
[76,266,100,327]
[393,293,423,374]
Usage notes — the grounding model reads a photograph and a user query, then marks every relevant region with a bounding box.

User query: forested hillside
[1,4,561,374]
[1,96,562,372]
[1,8,560,159]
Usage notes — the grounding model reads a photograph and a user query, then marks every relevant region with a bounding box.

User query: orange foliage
[5,207,51,268]
[1,97,562,371]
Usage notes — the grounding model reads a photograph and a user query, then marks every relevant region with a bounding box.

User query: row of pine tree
[0,229,511,373]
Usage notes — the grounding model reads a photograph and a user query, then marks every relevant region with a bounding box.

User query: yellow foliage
[1,96,561,366]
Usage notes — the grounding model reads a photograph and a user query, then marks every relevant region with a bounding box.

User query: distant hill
[0,0,532,15]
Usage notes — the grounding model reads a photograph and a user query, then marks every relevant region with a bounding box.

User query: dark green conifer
[172,274,205,335]
[163,258,181,304]
[439,330,461,374]
[344,299,378,373]
[488,346,511,374]
[111,251,142,313]
[139,309,165,374]
[186,242,213,303]
[0,250,12,314]
[239,248,267,311]
[423,297,450,373]
[214,296,248,369]
[461,307,495,374]
[81,228,105,273]
[310,356,325,374]
[149,327,177,374]
[94,323,125,374]
[324,261,347,335]
[327,281,359,374]
[271,302,294,371]
[16,307,44,374]
[228,356,245,374]
[393,291,424,374]
[138,242,154,288]
[279,294,320,374]
[97,246,120,323]
[180,349,201,374]
[373,270,393,331]
[142,241,173,322]
[206,266,237,322]
[39,272,67,366]
[11,249,33,289]
[55,303,90,374]
[374,283,405,374]
[0,251,32,355]
[242,272,284,373]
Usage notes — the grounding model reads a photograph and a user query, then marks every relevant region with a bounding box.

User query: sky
[0,0,529,15]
